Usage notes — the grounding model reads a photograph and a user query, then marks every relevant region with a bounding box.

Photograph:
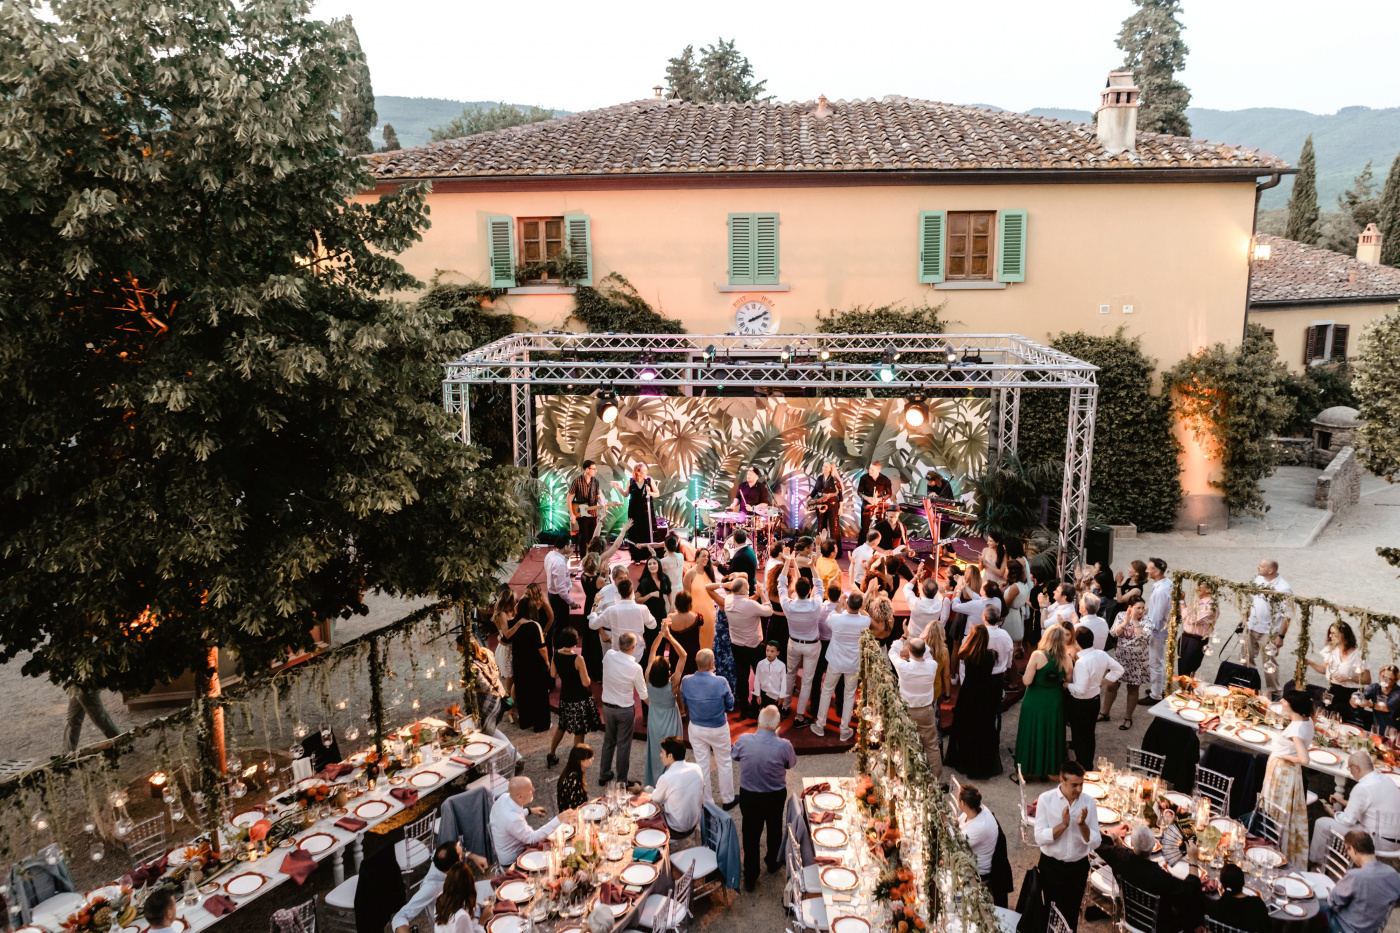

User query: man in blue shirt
[732,705,797,890]
[1323,831,1400,933]
[680,649,738,811]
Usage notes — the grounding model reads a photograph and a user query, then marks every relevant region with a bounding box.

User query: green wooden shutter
[754,213,779,285]
[565,215,593,286]
[487,216,516,288]
[918,210,946,283]
[728,213,754,285]
[996,209,1027,282]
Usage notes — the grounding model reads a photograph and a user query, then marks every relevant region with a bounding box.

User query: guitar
[570,501,625,519]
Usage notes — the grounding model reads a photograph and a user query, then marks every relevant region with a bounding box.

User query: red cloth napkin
[491,870,528,890]
[492,900,518,915]
[810,811,835,825]
[628,794,649,806]
[1199,716,1222,734]
[636,814,667,832]
[450,756,475,767]
[319,762,354,780]
[389,787,419,806]
[204,895,238,916]
[802,783,831,797]
[599,882,640,905]
[334,816,368,833]
[122,854,169,888]
[814,856,844,866]
[280,849,317,885]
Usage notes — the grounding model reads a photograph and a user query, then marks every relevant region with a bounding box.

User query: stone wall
[1314,446,1361,514]
[1271,436,1314,467]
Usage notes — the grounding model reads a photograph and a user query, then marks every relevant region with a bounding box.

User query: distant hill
[1024,106,1400,209]
[373,96,571,149]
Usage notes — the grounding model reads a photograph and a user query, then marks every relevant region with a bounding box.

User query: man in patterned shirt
[569,460,602,549]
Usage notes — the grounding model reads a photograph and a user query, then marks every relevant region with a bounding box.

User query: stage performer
[925,468,955,501]
[611,463,662,559]
[729,467,770,514]
[569,460,603,549]
[808,463,843,550]
[857,461,893,543]
[876,511,916,585]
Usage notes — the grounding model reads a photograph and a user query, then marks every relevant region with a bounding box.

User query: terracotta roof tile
[1251,235,1400,304]
[366,97,1289,180]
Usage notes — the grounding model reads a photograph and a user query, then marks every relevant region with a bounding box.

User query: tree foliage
[813,302,948,399]
[1016,330,1182,532]
[341,16,377,155]
[1116,0,1191,136]
[0,0,527,693]
[664,38,769,104]
[569,273,686,335]
[1286,136,1321,245]
[1353,305,1400,479]
[1164,324,1293,516]
[1379,151,1400,268]
[1278,361,1356,437]
[379,123,401,152]
[1319,161,1381,254]
[429,102,555,143]
[968,450,1061,545]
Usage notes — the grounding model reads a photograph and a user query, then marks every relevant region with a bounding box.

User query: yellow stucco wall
[360,178,1260,518]
[1248,302,1396,372]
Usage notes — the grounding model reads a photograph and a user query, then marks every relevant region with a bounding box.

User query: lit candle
[149,772,168,799]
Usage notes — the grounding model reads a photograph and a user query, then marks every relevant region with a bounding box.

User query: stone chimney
[1096,71,1140,155]
[1357,222,1382,264]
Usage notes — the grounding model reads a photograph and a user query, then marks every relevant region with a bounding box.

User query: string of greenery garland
[858,633,999,933]
[1164,570,1400,686]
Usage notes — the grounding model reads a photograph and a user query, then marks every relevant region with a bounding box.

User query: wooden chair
[1119,878,1161,933]
[1194,765,1233,816]
[1125,748,1165,780]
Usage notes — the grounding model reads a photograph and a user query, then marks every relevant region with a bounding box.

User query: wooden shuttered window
[1331,324,1348,361]
[918,211,946,283]
[565,215,593,286]
[1304,324,1349,364]
[996,209,1027,282]
[487,216,516,288]
[1304,325,1322,364]
[946,212,994,280]
[728,213,779,286]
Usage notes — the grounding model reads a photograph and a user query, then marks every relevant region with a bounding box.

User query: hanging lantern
[30,811,49,832]
[293,721,309,739]
[336,697,349,711]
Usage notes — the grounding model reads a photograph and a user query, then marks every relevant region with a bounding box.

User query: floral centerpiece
[867,817,902,862]
[63,887,137,933]
[294,782,332,808]
[874,867,925,933]
[1170,674,1199,696]
[855,775,880,815]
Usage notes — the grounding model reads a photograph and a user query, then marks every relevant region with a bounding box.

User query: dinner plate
[408,770,442,789]
[517,850,549,872]
[1236,728,1269,744]
[87,884,125,904]
[486,915,525,933]
[1243,887,1263,899]
[821,866,859,891]
[1097,807,1120,825]
[1246,846,1285,869]
[604,903,629,918]
[832,917,871,933]
[461,741,495,757]
[580,803,608,821]
[1275,876,1312,899]
[1084,771,1101,782]
[224,871,268,897]
[813,826,850,848]
[621,862,660,886]
[1168,696,1188,709]
[354,799,392,820]
[167,843,205,867]
[1178,708,1208,723]
[1211,818,1246,837]
[1202,685,1230,697]
[295,777,326,791]
[298,832,337,855]
[231,809,266,828]
[629,802,658,820]
[634,828,669,849]
[1335,723,1363,737]
[557,926,586,933]
[497,881,534,902]
[1083,783,1107,800]
[812,792,846,811]
[1282,903,1307,918]
[560,823,575,839]
[1308,748,1341,766]
[1163,791,1193,809]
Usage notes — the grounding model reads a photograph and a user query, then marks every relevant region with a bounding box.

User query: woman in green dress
[1015,624,1074,782]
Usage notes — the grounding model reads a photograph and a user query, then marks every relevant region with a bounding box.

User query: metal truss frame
[443,332,1097,573]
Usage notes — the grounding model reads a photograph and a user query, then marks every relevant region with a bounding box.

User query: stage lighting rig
[877,346,898,383]
[903,393,929,428]
[638,353,658,380]
[596,390,620,424]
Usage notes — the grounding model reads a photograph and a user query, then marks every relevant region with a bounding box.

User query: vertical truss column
[511,348,533,468]
[992,386,1021,457]
[1057,385,1098,578]
[1008,387,1021,452]
[443,382,470,444]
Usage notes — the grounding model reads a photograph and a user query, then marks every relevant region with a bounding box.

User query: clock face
[735,300,776,335]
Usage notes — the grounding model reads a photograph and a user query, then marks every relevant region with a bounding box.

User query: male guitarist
[569,460,603,548]
[808,462,843,551]
[857,460,893,544]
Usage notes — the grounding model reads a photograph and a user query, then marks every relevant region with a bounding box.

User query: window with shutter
[1303,325,1321,364]
[1330,324,1349,360]
[565,215,592,286]
[728,213,754,285]
[754,213,779,285]
[946,212,995,280]
[487,216,516,288]
[996,209,1027,283]
[918,211,945,284]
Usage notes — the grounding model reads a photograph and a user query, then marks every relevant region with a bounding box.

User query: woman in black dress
[636,556,670,654]
[510,583,554,733]
[665,592,703,676]
[547,628,600,766]
[612,463,660,558]
[944,625,1003,778]
[556,744,594,813]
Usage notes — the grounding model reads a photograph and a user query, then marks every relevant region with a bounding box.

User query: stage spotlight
[596,390,620,424]
[703,345,716,365]
[638,353,658,381]
[780,345,792,364]
[877,347,898,383]
[944,346,958,366]
[903,394,929,428]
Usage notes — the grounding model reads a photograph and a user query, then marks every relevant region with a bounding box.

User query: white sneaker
[809,723,826,737]
[839,730,853,742]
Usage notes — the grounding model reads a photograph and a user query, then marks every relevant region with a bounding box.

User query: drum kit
[693,499,779,558]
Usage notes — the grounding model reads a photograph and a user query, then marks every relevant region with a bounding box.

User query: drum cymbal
[694,498,721,509]
[754,504,772,516]
[709,511,747,522]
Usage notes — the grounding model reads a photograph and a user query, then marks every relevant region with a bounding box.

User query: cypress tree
[380,123,400,151]
[341,16,377,155]
[1379,150,1400,267]
[1286,136,1320,245]
[1117,0,1192,136]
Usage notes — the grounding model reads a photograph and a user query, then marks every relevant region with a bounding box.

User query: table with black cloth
[1198,743,1270,819]
[1140,718,1200,792]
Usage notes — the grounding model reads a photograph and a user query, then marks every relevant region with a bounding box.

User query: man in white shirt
[956,785,1000,879]
[1040,583,1077,628]
[779,558,833,728]
[589,565,629,623]
[542,533,575,634]
[1243,558,1292,698]
[1309,750,1400,867]
[753,641,788,709]
[889,638,941,776]
[849,531,880,590]
[392,842,490,933]
[1066,627,1123,768]
[597,634,648,785]
[489,776,564,868]
[722,577,773,719]
[1033,761,1102,933]
[1142,557,1172,701]
[960,604,1013,677]
[904,575,951,638]
[811,593,871,741]
[647,737,706,834]
[1075,593,1110,652]
[590,578,655,660]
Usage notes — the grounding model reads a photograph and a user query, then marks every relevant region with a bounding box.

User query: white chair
[1016,764,1038,847]
[1324,829,1352,883]
[1085,850,1120,921]
[273,897,318,933]
[1119,878,1161,933]
[1374,810,1400,859]
[396,812,436,880]
[1047,903,1074,933]
[637,860,694,933]
[948,773,963,809]
[783,826,828,933]
[1125,748,1165,780]
[1194,765,1233,816]
[125,814,167,867]
[786,821,823,899]
[321,875,357,933]
[1250,793,1286,849]
[671,807,723,904]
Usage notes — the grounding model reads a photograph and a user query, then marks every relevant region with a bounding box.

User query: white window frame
[1311,320,1337,364]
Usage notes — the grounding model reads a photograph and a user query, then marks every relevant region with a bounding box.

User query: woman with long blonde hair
[1015,624,1074,782]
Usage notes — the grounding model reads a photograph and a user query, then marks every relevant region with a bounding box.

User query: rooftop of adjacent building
[1251,228,1400,306]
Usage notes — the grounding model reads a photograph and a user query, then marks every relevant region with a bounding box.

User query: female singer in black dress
[612,463,661,558]
[944,625,1003,778]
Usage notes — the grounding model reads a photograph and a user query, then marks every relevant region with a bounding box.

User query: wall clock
[734,298,779,335]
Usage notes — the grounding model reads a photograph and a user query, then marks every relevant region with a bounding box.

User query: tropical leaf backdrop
[536,396,989,538]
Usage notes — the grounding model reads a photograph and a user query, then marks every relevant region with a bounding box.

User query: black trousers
[739,788,786,884]
[1067,695,1101,766]
[1178,633,1205,677]
[814,507,840,549]
[732,644,765,717]
[548,594,572,648]
[1037,854,1090,933]
[573,516,597,551]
